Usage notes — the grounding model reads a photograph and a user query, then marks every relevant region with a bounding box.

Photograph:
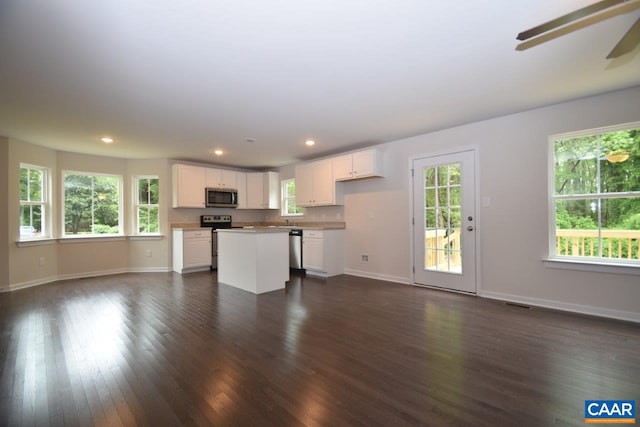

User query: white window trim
[133,175,161,236]
[547,121,640,272]
[19,163,51,241]
[281,178,303,217]
[62,170,124,238]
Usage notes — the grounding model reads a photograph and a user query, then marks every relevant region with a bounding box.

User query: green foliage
[554,127,640,231]
[92,224,119,234]
[622,213,640,230]
[424,164,461,230]
[64,173,120,235]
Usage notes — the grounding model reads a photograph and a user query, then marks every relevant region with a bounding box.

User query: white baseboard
[480,290,640,323]
[3,267,172,293]
[57,268,130,282]
[344,268,410,285]
[127,267,172,273]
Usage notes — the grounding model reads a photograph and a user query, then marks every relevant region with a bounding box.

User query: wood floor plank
[0,271,639,426]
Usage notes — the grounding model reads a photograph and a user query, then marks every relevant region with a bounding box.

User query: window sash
[549,122,640,265]
[62,171,123,236]
[19,164,49,239]
[281,178,302,216]
[134,177,160,234]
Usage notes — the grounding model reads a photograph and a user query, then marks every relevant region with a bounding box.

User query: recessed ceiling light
[101,137,114,143]
[214,149,224,155]
[305,139,316,146]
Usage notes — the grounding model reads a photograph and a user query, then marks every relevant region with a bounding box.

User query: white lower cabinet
[173,229,212,274]
[302,229,345,277]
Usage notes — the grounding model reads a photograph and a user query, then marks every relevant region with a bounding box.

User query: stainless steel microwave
[205,188,238,208]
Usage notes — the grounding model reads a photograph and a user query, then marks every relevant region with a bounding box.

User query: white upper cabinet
[206,168,238,189]
[172,164,206,208]
[295,158,343,207]
[333,148,383,181]
[245,171,279,209]
[236,172,247,209]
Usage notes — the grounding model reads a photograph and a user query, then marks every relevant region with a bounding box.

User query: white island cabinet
[217,229,289,294]
[172,228,211,274]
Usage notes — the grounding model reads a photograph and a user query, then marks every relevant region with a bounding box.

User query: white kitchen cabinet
[295,159,343,207]
[236,172,247,209]
[172,228,212,273]
[333,148,383,181]
[302,229,345,277]
[246,171,279,209]
[172,164,206,208]
[206,168,238,189]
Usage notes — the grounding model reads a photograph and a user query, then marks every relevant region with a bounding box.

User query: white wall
[340,86,640,321]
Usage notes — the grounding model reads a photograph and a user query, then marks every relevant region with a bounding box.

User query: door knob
[467,226,474,231]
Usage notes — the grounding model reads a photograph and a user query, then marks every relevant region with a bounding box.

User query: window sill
[16,235,165,246]
[59,235,127,243]
[129,234,164,241]
[543,258,640,276]
[16,238,56,248]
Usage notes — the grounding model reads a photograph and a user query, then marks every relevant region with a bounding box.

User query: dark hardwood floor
[0,271,638,426]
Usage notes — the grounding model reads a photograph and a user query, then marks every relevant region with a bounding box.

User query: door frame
[408,145,482,294]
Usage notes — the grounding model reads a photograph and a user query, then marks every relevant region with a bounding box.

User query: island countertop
[217,228,289,234]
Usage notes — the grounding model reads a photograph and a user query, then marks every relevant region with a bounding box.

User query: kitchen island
[216,228,289,294]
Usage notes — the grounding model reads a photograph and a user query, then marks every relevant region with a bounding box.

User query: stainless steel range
[200,215,232,269]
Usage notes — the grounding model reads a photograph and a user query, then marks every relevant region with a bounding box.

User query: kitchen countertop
[233,222,346,230]
[172,221,345,230]
[171,226,210,231]
[217,228,289,234]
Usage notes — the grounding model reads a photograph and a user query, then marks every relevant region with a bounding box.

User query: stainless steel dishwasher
[289,229,304,271]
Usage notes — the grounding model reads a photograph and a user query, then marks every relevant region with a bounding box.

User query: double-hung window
[135,177,160,234]
[63,171,122,236]
[550,122,640,266]
[281,178,303,216]
[19,164,50,239]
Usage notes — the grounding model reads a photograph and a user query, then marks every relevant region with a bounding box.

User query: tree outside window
[63,172,121,235]
[136,177,159,234]
[20,164,48,238]
[551,123,640,263]
[281,179,303,216]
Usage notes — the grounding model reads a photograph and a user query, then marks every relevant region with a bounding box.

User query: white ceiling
[1,0,639,168]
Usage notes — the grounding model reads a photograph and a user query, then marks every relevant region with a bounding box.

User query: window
[281,178,303,216]
[135,177,160,234]
[63,171,122,236]
[550,123,640,265]
[20,164,49,239]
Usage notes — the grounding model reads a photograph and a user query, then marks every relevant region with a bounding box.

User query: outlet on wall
[39,257,45,266]
[361,254,368,263]
[146,250,152,258]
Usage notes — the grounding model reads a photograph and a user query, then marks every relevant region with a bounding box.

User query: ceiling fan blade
[607,17,640,57]
[517,0,626,41]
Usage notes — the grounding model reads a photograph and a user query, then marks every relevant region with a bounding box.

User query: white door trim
[408,145,481,294]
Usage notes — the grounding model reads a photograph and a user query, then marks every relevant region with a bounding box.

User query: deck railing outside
[555,229,640,260]
[425,229,462,272]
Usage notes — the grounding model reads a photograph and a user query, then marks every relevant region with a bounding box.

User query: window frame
[61,170,124,238]
[281,178,303,217]
[19,163,51,240]
[133,175,160,235]
[547,121,640,271]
